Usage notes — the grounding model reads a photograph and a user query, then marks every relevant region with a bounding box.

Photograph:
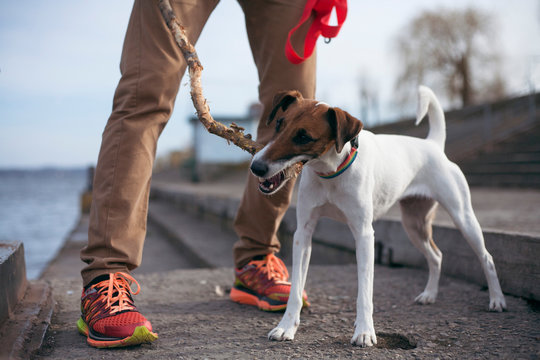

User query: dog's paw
[489,296,507,312]
[268,326,296,341]
[414,291,437,305]
[351,329,377,347]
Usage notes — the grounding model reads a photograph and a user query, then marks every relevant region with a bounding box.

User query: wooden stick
[158,0,260,154]
[157,0,302,177]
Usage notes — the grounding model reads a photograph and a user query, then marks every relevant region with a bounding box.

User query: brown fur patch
[261,99,336,163]
[399,196,440,253]
[261,94,363,163]
[429,238,440,253]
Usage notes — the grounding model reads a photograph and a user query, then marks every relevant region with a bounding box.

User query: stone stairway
[459,123,540,187]
[370,92,540,187]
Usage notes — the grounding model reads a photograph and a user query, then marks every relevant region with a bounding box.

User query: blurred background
[1,0,539,279]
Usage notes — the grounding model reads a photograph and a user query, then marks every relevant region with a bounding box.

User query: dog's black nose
[250,160,269,177]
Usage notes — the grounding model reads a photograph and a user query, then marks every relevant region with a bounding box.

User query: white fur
[260,86,507,347]
[315,101,330,107]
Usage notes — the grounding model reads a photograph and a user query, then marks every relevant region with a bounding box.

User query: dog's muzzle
[250,160,288,195]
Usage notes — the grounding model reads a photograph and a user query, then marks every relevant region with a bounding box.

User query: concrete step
[460,162,540,174]
[465,174,540,188]
[148,199,236,268]
[466,152,540,164]
[147,197,357,268]
[0,281,54,360]
[456,122,540,187]
[481,138,540,154]
[499,142,540,151]
[150,183,540,301]
[0,241,54,360]
[371,92,540,162]
[0,241,27,326]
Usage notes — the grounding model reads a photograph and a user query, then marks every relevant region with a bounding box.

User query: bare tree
[393,7,506,108]
[358,72,380,127]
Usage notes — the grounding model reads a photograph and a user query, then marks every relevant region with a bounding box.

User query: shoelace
[252,254,289,282]
[92,272,140,314]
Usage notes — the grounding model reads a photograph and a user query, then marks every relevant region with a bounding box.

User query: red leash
[285,0,348,64]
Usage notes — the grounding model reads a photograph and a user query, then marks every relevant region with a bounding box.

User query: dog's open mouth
[258,171,286,195]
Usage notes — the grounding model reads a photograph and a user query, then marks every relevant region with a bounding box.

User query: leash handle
[285,0,348,64]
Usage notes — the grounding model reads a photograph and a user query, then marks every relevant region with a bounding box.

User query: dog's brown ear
[327,108,363,152]
[267,90,303,125]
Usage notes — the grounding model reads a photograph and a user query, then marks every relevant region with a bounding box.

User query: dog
[250,86,507,347]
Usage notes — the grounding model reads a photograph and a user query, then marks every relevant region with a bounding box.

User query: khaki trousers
[81,0,316,286]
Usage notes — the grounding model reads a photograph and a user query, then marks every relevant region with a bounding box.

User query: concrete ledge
[150,186,540,301]
[148,199,236,268]
[0,241,27,325]
[371,220,540,301]
[0,281,54,360]
[0,241,54,359]
[282,208,540,300]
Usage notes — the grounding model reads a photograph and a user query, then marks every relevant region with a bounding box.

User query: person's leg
[78,0,219,348]
[233,0,316,268]
[229,0,315,311]
[81,0,218,287]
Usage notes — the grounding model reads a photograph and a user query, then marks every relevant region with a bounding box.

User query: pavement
[4,168,540,359]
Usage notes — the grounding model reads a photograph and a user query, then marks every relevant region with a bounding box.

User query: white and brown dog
[250,86,506,347]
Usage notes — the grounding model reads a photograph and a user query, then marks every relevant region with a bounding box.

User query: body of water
[0,168,87,279]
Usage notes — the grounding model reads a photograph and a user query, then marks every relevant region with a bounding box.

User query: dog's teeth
[269,183,274,190]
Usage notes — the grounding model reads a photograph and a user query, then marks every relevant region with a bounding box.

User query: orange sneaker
[230,253,309,311]
[77,272,158,348]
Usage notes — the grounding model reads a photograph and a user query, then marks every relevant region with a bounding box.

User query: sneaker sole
[77,317,158,348]
[230,286,310,312]
[230,287,288,311]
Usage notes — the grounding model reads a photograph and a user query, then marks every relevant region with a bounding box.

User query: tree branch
[158,0,302,179]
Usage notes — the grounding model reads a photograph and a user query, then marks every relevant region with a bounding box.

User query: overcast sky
[1,0,539,168]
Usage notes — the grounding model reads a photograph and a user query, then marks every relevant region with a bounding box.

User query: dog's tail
[416,85,446,150]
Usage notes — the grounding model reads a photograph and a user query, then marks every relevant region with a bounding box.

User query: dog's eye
[292,129,314,145]
[275,117,284,132]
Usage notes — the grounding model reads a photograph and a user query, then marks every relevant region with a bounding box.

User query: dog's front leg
[350,221,377,347]
[268,216,316,342]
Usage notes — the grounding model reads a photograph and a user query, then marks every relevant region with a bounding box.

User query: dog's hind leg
[436,164,507,312]
[400,197,442,305]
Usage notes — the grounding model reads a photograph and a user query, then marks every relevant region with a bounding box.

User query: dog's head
[251,90,363,195]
